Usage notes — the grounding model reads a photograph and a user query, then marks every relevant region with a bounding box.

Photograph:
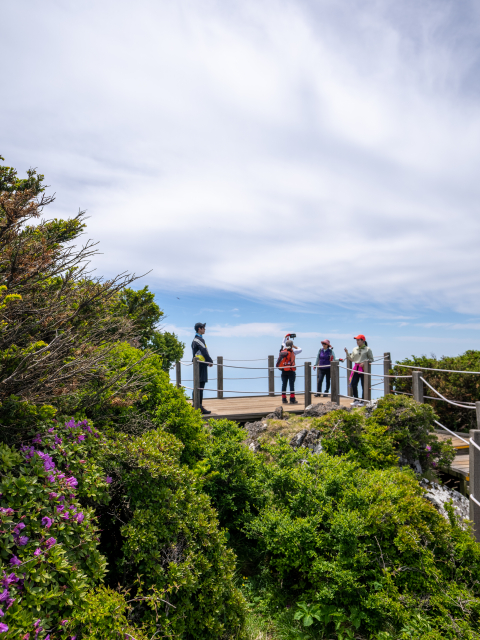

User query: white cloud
[2,0,480,313]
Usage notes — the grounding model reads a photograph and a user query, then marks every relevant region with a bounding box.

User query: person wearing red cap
[344,335,373,406]
[313,339,340,397]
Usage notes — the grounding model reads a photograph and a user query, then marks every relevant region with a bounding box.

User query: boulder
[265,406,284,420]
[302,402,347,418]
[420,478,469,527]
[289,429,308,448]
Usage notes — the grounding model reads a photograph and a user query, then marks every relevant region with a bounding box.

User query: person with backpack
[313,339,340,397]
[344,334,374,406]
[191,322,213,415]
[276,339,301,404]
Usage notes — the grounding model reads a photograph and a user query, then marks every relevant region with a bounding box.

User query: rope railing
[396,364,480,375]
[420,376,475,409]
[338,364,411,379]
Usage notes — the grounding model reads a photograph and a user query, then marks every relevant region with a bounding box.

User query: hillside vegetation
[0,158,479,639]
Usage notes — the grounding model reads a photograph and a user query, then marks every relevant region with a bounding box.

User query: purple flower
[17,536,29,546]
[5,598,14,610]
[42,516,53,528]
[21,446,35,460]
[33,549,41,557]
[32,434,42,445]
[54,436,62,444]
[60,619,68,626]
[432,461,438,468]
[65,477,78,488]
[85,425,92,434]
[61,512,69,520]
[45,636,50,640]
[75,513,84,523]
[77,434,85,441]
[46,475,55,483]
[9,556,21,566]
[33,620,41,628]
[23,633,30,639]
[48,492,57,500]
[65,418,76,429]
[56,506,64,513]
[45,537,56,549]
[0,591,8,603]
[0,609,3,617]
[426,445,432,452]
[105,476,112,484]
[57,474,65,480]
[2,574,18,587]
[0,508,13,516]
[13,522,25,535]
[0,623,8,632]
[48,428,55,433]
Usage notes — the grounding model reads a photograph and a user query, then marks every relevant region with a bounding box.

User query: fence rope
[396,364,480,375]
[180,360,332,371]
[420,377,475,409]
[339,365,411,379]
[433,419,469,445]
[182,386,287,395]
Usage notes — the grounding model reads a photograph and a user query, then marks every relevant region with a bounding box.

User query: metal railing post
[217,356,223,399]
[331,361,340,404]
[193,357,201,410]
[470,403,480,542]
[412,371,424,403]
[384,352,391,397]
[364,361,371,402]
[175,361,181,389]
[268,355,275,396]
[304,362,312,407]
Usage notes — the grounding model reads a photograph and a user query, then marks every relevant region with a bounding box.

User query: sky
[2,0,480,396]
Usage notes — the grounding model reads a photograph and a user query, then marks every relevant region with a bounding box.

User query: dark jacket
[191,335,213,383]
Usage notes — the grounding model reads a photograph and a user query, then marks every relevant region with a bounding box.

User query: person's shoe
[282,398,288,404]
[350,400,360,406]
[323,393,329,397]
[289,398,299,404]
[200,406,211,415]
[314,393,321,397]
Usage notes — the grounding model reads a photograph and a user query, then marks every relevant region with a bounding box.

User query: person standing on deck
[313,339,342,397]
[277,339,301,404]
[344,334,373,407]
[192,322,213,415]
[280,333,303,358]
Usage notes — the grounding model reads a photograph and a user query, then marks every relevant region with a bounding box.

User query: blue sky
[2,0,480,396]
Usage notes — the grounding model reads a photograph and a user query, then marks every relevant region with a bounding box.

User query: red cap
[354,334,366,341]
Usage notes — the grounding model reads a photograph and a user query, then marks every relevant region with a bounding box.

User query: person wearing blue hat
[192,322,213,415]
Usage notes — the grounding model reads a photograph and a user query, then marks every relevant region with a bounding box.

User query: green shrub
[243,441,480,637]
[392,350,480,432]
[101,428,246,639]
[310,395,455,473]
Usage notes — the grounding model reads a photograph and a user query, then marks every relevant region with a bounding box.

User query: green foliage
[0,420,109,638]
[116,286,184,369]
[392,350,480,431]
[310,396,455,473]
[68,586,148,639]
[101,428,246,639]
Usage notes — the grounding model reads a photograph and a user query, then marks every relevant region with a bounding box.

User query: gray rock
[313,442,324,454]
[265,406,284,420]
[302,429,320,448]
[248,441,262,453]
[420,478,469,527]
[302,402,348,418]
[244,420,268,439]
[290,429,308,448]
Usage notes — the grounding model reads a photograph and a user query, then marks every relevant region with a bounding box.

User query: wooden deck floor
[198,393,351,421]
[436,431,470,484]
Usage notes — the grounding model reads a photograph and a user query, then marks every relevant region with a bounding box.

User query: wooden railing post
[193,356,201,410]
[347,356,352,397]
[217,356,223,399]
[412,371,424,403]
[384,352,391,397]
[304,362,312,408]
[331,360,340,405]
[268,355,275,396]
[470,403,480,542]
[175,361,181,389]
[364,361,371,401]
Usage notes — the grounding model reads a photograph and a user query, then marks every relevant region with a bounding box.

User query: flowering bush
[0,419,114,639]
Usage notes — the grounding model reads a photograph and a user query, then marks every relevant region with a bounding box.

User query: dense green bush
[100,428,246,639]
[392,350,480,432]
[311,395,455,473]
